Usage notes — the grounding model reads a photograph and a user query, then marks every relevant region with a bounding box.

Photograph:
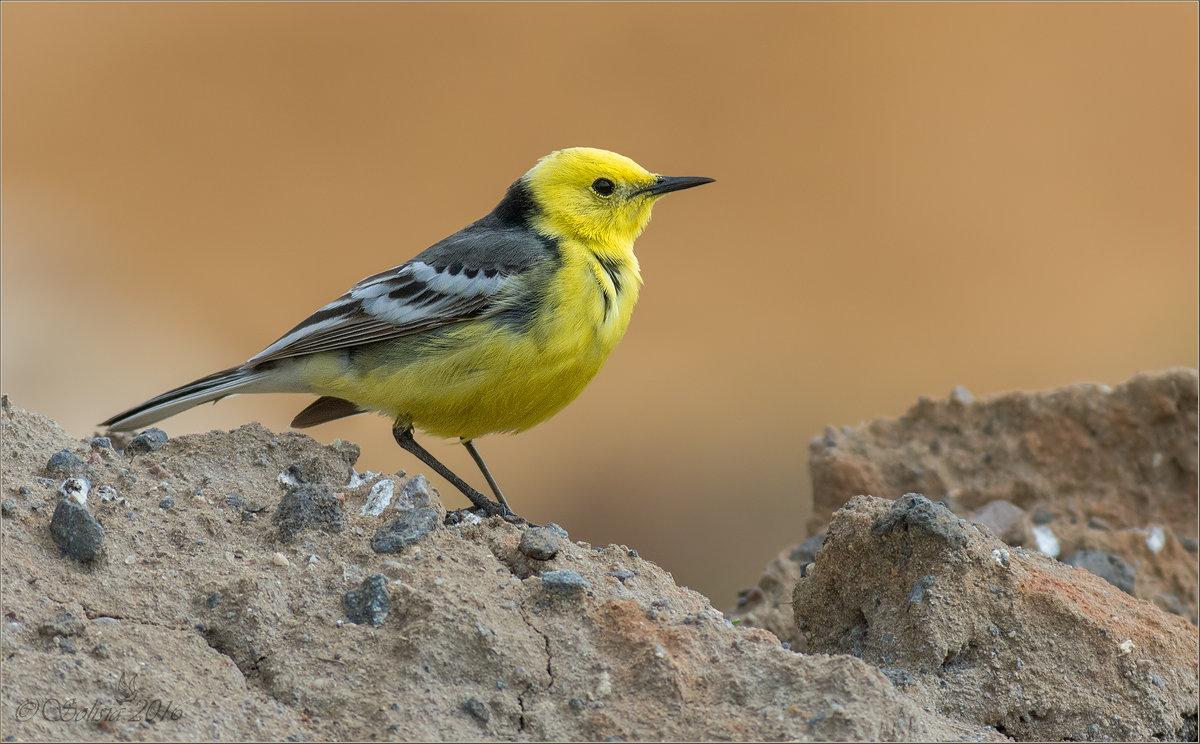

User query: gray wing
[247,219,557,366]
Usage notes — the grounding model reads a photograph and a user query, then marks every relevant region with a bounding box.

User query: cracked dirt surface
[1,401,1000,742]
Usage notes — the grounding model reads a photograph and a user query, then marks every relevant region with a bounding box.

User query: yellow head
[522,147,713,246]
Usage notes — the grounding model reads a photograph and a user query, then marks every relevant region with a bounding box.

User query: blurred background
[3,3,1196,604]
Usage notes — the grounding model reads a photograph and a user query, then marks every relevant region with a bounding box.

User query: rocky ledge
[1,370,1197,742]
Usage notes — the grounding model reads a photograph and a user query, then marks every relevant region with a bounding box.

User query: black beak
[637,175,715,197]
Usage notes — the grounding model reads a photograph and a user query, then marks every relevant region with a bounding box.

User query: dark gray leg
[462,440,511,510]
[392,425,509,517]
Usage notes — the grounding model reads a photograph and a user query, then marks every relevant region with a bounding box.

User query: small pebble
[607,569,635,582]
[395,474,433,509]
[126,428,168,455]
[1,499,16,517]
[59,478,90,506]
[540,570,589,597]
[271,552,290,567]
[45,449,86,477]
[519,527,561,561]
[89,437,112,450]
[949,385,975,405]
[462,697,489,723]
[343,574,390,626]
[1118,639,1135,655]
[371,507,438,553]
[159,496,175,510]
[49,499,105,562]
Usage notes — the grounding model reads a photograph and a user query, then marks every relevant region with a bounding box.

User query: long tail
[101,365,274,432]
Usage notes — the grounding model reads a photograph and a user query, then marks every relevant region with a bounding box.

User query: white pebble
[1118,639,1135,655]
[123,554,138,565]
[271,552,290,567]
[991,548,1010,567]
[1145,526,1166,554]
[59,478,90,506]
[360,478,394,517]
[1031,525,1060,558]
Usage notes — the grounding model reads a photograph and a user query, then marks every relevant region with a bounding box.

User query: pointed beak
[636,175,716,197]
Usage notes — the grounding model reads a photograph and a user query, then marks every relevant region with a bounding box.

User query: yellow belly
[299,254,640,440]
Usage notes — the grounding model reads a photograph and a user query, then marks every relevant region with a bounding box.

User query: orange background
[3,3,1196,603]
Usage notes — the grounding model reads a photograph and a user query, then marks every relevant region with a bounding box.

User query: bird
[102,147,714,520]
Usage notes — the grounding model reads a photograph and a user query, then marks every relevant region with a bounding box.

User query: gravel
[126,428,168,455]
[343,574,390,626]
[49,499,105,562]
[395,474,434,510]
[370,507,439,553]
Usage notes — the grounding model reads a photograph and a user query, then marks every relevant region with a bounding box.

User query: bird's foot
[443,500,534,526]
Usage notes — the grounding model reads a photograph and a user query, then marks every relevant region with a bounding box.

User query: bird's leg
[461,440,510,510]
[392,425,510,518]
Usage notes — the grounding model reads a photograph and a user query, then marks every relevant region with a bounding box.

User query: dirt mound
[0,399,997,742]
[793,494,1198,741]
[733,369,1199,642]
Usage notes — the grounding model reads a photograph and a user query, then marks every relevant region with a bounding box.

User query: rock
[462,697,490,723]
[395,474,434,509]
[58,477,90,505]
[126,427,168,455]
[1067,549,1136,594]
[969,499,1030,545]
[90,436,113,449]
[359,478,394,516]
[343,574,390,626]
[370,507,438,553]
[540,569,589,596]
[158,496,175,509]
[801,368,1198,623]
[45,448,86,477]
[794,494,1199,741]
[1,499,16,517]
[518,527,560,561]
[49,499,105,562]
[275,483,345,543]
[271,552,290,567]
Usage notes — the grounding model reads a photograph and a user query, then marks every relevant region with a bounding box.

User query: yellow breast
[304,238,642,440]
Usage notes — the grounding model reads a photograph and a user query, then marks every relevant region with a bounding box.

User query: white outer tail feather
[102,366,276,432]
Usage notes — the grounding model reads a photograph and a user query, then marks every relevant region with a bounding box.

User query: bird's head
[522,147,713,246]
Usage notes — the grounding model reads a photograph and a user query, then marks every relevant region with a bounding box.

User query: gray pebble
[544,522,569,540]
[343,574,390,626]
[371,507,438,553]
[1151,675,1165,689]
[519,527,561,561]
[1,499,15,517]
[541,569,589,596]
[89,437,112,450]
[462,697,489,723]
[45,449,86,477]
[225,493,245,509]
[50,499,105,562]
[158,496,175,510]
[1067,550,1136,595]
[568,698,586,712]
[274,483,345,543]
[126,428,168,455]
[607,569,635,582]
[395,474,433,509]
[907,575,935,604]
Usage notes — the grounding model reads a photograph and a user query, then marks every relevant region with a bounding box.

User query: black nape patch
[490,179,540,226]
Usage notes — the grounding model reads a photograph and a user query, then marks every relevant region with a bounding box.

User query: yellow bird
[103,147,713,520]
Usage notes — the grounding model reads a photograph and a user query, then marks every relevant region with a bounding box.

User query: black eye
[591,178,615,196]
